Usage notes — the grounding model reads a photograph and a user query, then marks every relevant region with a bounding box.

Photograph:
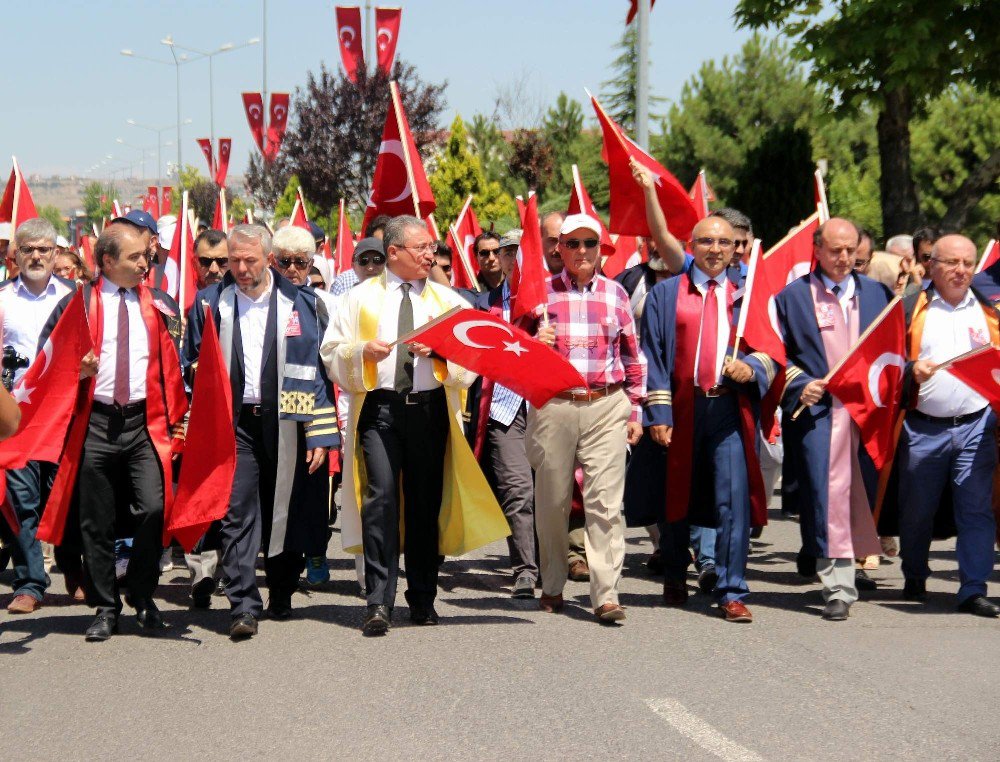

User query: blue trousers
[4,461,58,601]
[659,395,751,603]
[898,408,997,603]
[690,526,717,571]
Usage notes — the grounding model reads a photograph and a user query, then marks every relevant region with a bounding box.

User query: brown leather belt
[556,383,623,402]
[693,385,731,398]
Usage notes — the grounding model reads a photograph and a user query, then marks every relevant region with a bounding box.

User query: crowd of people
[1,161,998,642]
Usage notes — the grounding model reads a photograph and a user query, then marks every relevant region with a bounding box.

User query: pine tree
[600,25,663,135]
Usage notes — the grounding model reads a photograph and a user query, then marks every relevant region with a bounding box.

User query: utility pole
[635,0,650,149]
[365,1,374,75]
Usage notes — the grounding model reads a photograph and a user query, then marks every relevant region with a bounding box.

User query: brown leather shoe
[7,594,41,614]
[568,559,590,581]
[662,580,688,606]
[720,600,753,623]
[539,593,563,613]
[595,602,626,623]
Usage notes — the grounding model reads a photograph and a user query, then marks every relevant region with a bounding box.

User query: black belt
[367,388,444,406]
[909,407,986,427]
[93,400,146,416]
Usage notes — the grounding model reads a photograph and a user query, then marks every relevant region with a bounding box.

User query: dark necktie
[394,282,414,393]
[832,284,842,297]
[114,288,130,406]
[697,280,719,392]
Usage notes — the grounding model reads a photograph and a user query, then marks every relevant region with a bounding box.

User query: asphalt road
[2,510,999,761]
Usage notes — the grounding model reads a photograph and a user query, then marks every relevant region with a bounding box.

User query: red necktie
[697,280,718,392]
[114,288,130,407]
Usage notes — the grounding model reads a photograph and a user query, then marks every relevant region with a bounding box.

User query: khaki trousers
[527,389,631,608]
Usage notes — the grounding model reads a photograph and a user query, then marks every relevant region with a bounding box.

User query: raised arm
[630,157,686,274]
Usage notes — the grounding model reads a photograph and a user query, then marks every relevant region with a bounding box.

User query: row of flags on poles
[335,6,402,82]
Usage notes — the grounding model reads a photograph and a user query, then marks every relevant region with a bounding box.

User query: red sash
[37,279,188,545]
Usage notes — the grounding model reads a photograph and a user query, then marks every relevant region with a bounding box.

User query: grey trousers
[817,557,858,604]
[485,405,538,582]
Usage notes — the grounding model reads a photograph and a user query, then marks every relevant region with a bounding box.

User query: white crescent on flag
[991,368,1000,387]
[340,27,356,47]
[273,104,287,123]
[453,320,514,349]
[378,139,412,203]
[377,28,393,51]
[248,103,263,121]
[867,352,905,407]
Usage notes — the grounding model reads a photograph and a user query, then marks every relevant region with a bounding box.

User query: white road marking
[646,698,765,762]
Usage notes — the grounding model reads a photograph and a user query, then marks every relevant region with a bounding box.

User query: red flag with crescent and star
[446,195,481,289]
[940,345,1000,414]
[143,186,160,220]
[265,93,290,163]
[0,289,92,470]
[510,192,548,322]
[335,6,364,83]
[361,80,435,232]
[242,92,266,155]
[375,6,402,75]
[689,169,713,220]
[215,138,232,186]
[402,307,587,408]
[161,186,173,215]
[825,297,905,470]
[196,138,215,177]
[0,157,38,228]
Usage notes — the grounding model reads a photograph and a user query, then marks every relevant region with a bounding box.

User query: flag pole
[931,343,994,373]
[390,81,421,219]
[10,157,21,231]
[450,223,480,293]
[791,294,902,420]
[726,238,761,364]
[388,305,464,349]
[179,191,190,311]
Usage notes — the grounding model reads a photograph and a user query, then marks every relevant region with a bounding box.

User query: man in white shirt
[0,218,74,613]
[898,234,999,617]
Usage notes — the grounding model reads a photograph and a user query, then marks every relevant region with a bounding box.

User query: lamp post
[115,138,157,179]
[126,118,190,187]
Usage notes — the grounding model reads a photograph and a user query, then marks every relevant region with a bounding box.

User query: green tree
[601,25,664,135]
[428,115,515,228]
[468,114,510,188]
[542,93,587,199]
[81,181,117,223]
[736,0,1000,236]
[36,205,68,236]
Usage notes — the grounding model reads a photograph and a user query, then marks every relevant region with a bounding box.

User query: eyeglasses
[693,237,735,249]
[276,256,312,270]
[931,257,974,271]
[476,248,499,259]
[197,257,230,269]
[19,245,55,256]
[356,253,386,267]
[401,242,438,255]
[561,238,600,250]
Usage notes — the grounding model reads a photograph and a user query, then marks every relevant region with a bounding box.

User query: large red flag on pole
[143,186,160,220]
[168,308,236,551]
[375,7,402,75]
[510,192,548,322]
[0,290,92,470]
[264,93,291,163]
[0,157,38,229]
[940,344,1000,413]
[215,138,232,187]
[334,6,365,83]
[290,186,310,230]
[589,92,699,240]
[170,191,199,311]
[242,93,266,155]
[602,234,643,280]
[361,80,436,231]
[196,138,215,177]
[568,164,614,255]
[446,195,481,290]
[425,213,441,241]
[160,186,173,215]
[823,297,906,470]
[334,198,353,275]
[974,239,998,274]
[689,169,713,220]
[211,187,229,234]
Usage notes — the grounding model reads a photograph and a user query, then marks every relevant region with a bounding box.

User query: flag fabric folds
[242,93,266,156]
[215,138,232,187]
[335,198,353,275]
[0,157,38,229]
[375,6,402,74]
[510,193,548,321]
[265,93,290,163]
[335,5,365,82]
[196,138,216,177]
[942,345,1000,413]
[446,195,481,290]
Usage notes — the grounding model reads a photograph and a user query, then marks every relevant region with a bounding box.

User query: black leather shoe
[855,569,877,591]
[903,578,927,601]
[796,550,817,578]
[229,613,258,640]
[266,596,293,621]
[136,601,166,632]
[958,595,1000,618]
[822,599,850,621]
[697,565,718,595]
[409,604,439,625]
[191,578,214,609]
[215,577,228,597]
[362,604,390,636]
[85,612,118,641]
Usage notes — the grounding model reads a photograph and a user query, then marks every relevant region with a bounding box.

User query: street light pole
[127,119,191,189]
[635,0,650,150]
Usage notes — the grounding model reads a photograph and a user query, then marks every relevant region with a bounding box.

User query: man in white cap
[527,213,647,624]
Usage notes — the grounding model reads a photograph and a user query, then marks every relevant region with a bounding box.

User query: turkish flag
[159,191,198,310]
[334,198,353,275]
[405,307,587,408]
[975,239,998,274]
[242,92,266,155]
[626,0,656,25]
[215,138,232,187]
[740,211,819,364]
[211,188,228,234]
[447,195,481,289]
[161,186,173,215]
[265,93,290,163]
[590,93,699,240]
[568,164,614,255]
[940,345,1000,414]
[361,80,435,230]
[375,6,402,75]
[168,308,235,551]
[196,138,215,177]
[111,199,124,219]
[425,213,441,241]
[602,234,643,279]
[0,157,38,228]
[510,192,548,322]
[290,187,310,230]
[689,169,713,220]
[335,5,364,83]
[825,298,905,470]
[79,234,96,273]
[0,290,92,470]
[143,186,160,220]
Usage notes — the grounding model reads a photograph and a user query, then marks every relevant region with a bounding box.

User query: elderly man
[0,218,76,613]
[182,224,338,639]
[527,213,647,624]
[776,218,894,621]
[641,216,775,622]
[886,234,914,261]
[322,216,506,636]
[330,237,386,296]
[896,235,999,617]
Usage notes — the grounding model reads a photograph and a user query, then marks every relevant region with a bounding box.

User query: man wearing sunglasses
[194,229,229,287]
[474,231,505,291]
[330,237,386,297]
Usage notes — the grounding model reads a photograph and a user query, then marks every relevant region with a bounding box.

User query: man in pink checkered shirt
[526,213,647,625]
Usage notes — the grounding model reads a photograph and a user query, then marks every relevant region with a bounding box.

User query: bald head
[929,234,977,306]
[933,234,976,261]
[814,217,859,282]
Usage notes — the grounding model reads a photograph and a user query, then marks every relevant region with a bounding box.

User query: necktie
[697,280,719,392]
[394,282,414,393]
[114,288,130,407]
[832,284,841,297]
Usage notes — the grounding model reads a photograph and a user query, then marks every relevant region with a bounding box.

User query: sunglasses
[356,253,386,267]
[562,238,600,250]
[476,248,499,259]
[197,257,229,269]
[276,256,312,270]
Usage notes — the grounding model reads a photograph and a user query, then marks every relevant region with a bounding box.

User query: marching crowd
[1,161,998,642]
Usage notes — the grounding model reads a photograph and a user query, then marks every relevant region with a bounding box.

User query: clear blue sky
[1,0,757,178]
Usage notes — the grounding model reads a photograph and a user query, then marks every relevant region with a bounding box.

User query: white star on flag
[13,385,33,404]
[502,341,528,357]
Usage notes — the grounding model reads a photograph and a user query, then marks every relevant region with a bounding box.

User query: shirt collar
[235,270,273,305]
[818,271,854,298]
[100,277,136,296]
[386,266,425,295]
[690,265,727,289]
[14,276,57,298]
[929,288,976,310]
[558,268,597,293]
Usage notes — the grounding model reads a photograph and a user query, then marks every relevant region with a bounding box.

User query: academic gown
[776,271,893,558]
[183,269,340,558]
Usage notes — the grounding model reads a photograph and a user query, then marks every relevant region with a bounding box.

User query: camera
[1,345,29,392]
